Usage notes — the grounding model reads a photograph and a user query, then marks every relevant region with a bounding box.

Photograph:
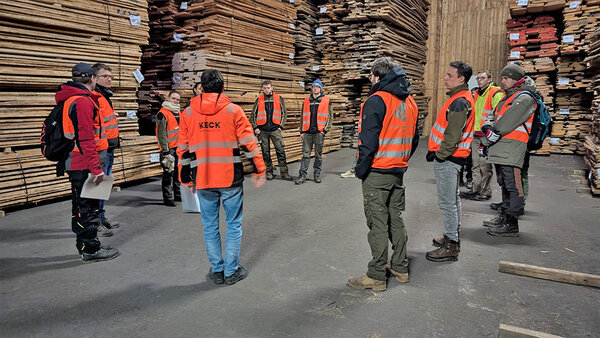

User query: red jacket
[55,82,103,175]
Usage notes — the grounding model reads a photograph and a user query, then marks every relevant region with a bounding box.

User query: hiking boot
[78,244,113,256]
[314,174,322,183]
[483,213,506,227]
[426,236,459,262]
[347,275,386,291]
[164,200,176,207]
[281,172,292,181]
[97,224,113,237]
[386,266,409,283]
[295,175,306,185]
[207,268,225,285]
[340,170,355,178]
[81,247,120,263]
[473,194,491,201]
[432,236,445,247]
[490,202,501,210]
[487,215,519,237]
[101,218,119,229]
[460,191,476,200]
[266,172,274,180]
[466,180,473,190]
[225,265,248,285]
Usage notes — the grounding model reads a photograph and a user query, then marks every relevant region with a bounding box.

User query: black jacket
[355,66,419,180]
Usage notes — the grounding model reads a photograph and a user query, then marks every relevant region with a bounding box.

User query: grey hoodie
[483,76,536,168]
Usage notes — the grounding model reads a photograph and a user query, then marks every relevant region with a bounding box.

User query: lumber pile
[0,0,164,209]
[509,0,564,16]
[560,0,600,55]
[584,29,600,195]
[292,0,322,83]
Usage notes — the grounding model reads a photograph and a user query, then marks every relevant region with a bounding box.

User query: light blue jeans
[196,186,244,277]
[434,160,462,242]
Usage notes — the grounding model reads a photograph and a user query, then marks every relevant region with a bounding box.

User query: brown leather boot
[426,235,460,262]
[347,275,386,291]
[432,236,445,247]
[386,266,409,283]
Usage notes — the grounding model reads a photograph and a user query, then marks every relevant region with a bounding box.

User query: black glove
[426,151,435,162]
[179,151,194,184]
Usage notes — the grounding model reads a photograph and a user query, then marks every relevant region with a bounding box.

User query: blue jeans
[98,150,114,220]
[196,186,244,277]
[434,160,462,242]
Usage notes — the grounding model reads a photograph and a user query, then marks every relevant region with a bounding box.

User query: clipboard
[80,173,114,201]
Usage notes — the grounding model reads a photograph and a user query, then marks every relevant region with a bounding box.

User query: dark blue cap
[72,62,98,77]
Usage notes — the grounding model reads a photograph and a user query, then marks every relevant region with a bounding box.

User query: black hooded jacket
[355,66,420,180]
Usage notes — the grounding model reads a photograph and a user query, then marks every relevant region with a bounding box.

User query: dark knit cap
[501,64,525,81]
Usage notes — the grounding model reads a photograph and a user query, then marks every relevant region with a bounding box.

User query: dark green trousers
[362,172,408,281]
[258,129,288,174]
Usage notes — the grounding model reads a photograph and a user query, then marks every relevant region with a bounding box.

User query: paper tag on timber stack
[559,108,570,115]
[298,81,305,88]
[319,7,327,13]
[510,51,520,58]
[315,28,323,35]
[510,33,520,40]
[549,138,560,145]
[570,1,581,9]
[312,65,320,71]
[180,2,188,10]
[517,0,528,6]
[173,33,183,42]
[126,111,137,119]
[133,69,144,83]
[562,35,575,43]
[150,153,160,163]
[558,78,569,85]
[289,52,295,59]
[129,15,141,26]
[289,23,295,30]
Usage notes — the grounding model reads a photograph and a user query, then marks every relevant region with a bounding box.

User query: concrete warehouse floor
[1,141,599,338]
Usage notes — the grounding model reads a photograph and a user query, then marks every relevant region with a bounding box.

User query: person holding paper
[177,69,266,286]
[156,91,181,207]
[480,64,536,237]
[58,62,119,262]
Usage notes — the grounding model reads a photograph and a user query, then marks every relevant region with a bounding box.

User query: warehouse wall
[423,0,510,135]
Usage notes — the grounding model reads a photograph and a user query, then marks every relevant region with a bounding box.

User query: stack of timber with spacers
[583,29,600,195]
[291,0,323,85]
[0,0,161,210]
[312,0,430,148]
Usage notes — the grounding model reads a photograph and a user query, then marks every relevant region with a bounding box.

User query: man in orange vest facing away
[92,63,120,231]
[480,64,536,237]
[462,69,504,201]
[57,62,119,262]
[346,57,419,292]
[295,79,333,185]
[250,80,291,181]
[178,69,266,285]
[425,61,475,262]
[156,90,181,207]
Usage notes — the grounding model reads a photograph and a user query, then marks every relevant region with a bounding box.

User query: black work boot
[487,215,519,237]
[280,172,292,181]
[483,211,506,227]
[314,174,322,183]
[207,268,225,285]
[426,236,460,262]
[225,265,248,285]
[101,218,120,229]
[490,202,501,210]
[82,247,120,263]
[295,175,306,185]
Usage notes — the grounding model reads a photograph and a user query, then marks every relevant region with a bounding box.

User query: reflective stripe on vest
[61,95,103,151]
[473,86,502,130]
[156,107,179,151]
[494,90,536,143]
[256,93,282,126]
[93,92,119,140]
[302,96,330,132]
[428,90,476,158]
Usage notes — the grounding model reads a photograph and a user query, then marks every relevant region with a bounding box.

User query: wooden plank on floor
[499,261,600,288]
[498,324,563,338]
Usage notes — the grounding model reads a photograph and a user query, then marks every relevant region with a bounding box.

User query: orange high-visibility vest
[302,96,330,132]
[494,90,536,143]
[256,93,282,126]
[428,90,476,158]
[473,86,502,129]
[358,91,418,169]
[62,95,105,152]
[155,107,179,151]
[93,91,119,141]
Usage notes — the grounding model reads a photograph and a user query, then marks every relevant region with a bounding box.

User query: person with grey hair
[56,62,119,262]
[347,57,419,292]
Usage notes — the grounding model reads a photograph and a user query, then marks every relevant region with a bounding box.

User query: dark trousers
[299,132,324,177]
[495,164,524,219]
[67,170,101,254]
[362,172,408,281]
[162,149,180,203]
[258,129,289,174]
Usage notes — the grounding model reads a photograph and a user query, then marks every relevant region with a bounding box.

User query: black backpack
[40,95,88,174]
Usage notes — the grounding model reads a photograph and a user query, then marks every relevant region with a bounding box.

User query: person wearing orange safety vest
[462,70,504,201]
[156,91,181,207]
[92,62,120,231]
[250,80,291,181]
[480,64,536,237]
[346,58,419,292]
[56,62,119,262]
[425,61,475,263]
[177,69,266,286]
[295,79,333,185]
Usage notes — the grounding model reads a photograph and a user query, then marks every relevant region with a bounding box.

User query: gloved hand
[482,125,500,143]
[180,152,194,184]
[478,145,488,157]
[160,154,175,172]
[426,151,435,162]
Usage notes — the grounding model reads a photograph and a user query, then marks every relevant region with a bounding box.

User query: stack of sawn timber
[0,0,161,209]
[583,29,600,195]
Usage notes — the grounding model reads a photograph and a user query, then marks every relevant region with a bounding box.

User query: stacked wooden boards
[509,0,564,16]
[292,0,322,83]
[0,0,162,209]
[584,29,600,195]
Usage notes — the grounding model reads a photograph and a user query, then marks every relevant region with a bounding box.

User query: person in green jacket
[480,64,536,237]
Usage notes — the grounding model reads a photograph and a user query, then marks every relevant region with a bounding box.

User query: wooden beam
[499,261,600,288]
[498,324,563,338]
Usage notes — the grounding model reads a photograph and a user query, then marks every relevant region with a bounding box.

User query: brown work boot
[280,172,292,181]
[426,236,459,262]
[432,236,445,247]
[386,266,409,283]
[347,275,386,292]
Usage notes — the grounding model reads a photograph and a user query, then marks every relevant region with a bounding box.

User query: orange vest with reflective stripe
[428,90,475,158]
[473,86,502,129]
[302,96,330,132]
[156,107,179,151]
[62,95,105,152]
[256,93,282,126]
[93,91,119,141]
[359,92,418,169]
[494,90,535,143]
